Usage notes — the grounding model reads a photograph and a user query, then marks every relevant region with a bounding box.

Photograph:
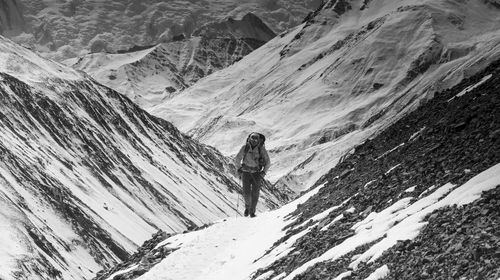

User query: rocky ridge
[248,56,500,280]
[193,12,276,42]
[92,230,174,280]
[375,187,499,280]
[68,13,276,108]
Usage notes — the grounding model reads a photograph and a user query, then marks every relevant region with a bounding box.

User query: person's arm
[234,145,246,171]
[262,148,271,175]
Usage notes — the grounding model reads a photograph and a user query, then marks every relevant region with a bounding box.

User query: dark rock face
[375,187,500,280]
[249,57,500,279]
[181,36,268,86]
[193,12,276,42]
[280,0,355,59]
[159,13,276,90]
[485,0,500,9]
[324,0,352,16]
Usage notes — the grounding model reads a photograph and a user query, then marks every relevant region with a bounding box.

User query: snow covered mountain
[66,13,276,108]
[150,0,500,193]
[1,0,320,58]
[93,57,500,280]
[0,36,288,280]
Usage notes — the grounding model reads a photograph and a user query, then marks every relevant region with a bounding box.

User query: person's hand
[260,171,266,177]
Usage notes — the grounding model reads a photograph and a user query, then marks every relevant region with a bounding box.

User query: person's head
[248,133,260,147]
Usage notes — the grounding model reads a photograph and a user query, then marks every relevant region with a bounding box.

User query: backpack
[244,132,267,170]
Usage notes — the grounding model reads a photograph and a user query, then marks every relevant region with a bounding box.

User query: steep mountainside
[246,57,500,280]
[1,0,320,57]
[66,14,276,108]
[150,0,500,193]
[95,52,500,280]
[0,36,287,280]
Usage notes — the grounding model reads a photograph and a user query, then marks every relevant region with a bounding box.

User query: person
[234,132,271,217]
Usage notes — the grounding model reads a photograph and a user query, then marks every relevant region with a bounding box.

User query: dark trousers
[242,172,262,214]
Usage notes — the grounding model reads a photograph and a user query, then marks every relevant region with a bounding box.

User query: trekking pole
[236,191,240,216]
[236,175,241,217]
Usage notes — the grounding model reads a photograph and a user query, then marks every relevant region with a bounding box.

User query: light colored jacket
[234,144,271,174]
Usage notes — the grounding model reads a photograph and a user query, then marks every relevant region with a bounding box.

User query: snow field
[133,185,322,280]
[134,163,500,280]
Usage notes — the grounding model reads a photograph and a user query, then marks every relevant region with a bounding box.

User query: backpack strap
[244,133,267,170]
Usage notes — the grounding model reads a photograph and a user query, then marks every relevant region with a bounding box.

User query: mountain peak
[193,12,276,42]
[241,12,261,23]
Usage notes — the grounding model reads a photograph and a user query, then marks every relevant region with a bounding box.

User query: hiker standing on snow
[234,132,271,217]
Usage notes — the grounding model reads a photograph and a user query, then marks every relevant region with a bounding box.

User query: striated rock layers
[0,36,288,280]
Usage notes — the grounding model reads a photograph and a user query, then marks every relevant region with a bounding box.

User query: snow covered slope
[67,14,276,108]
[2,0,320,57]
[96,60,500,280]
[0,36,287,280]
[150,0,500,192]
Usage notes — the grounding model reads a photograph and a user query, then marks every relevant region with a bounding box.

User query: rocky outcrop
[193,13,276,42]
[374,187,499,280]
[93,230,174,280]
[249,56,500,280]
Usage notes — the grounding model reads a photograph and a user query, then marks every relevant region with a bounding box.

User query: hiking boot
[250,213,256,218]
[244,209,249,217]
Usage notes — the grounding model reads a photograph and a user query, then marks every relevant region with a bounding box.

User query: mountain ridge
[1,0,320,58]
[193,12,276,41]
[67,13,276,108]
[0,35,288,280]
[149,0,500,193]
